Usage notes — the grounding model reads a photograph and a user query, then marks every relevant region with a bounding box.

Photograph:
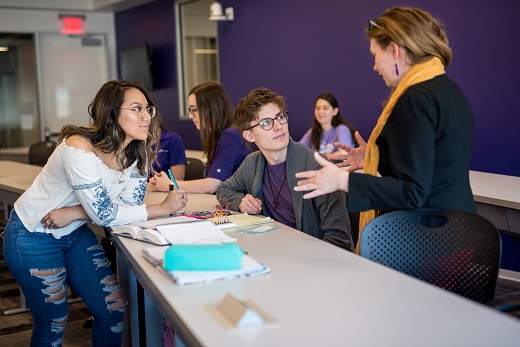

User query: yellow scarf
[354,56,445,254]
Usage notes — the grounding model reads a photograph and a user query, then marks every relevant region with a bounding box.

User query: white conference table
[0,160,43,206]
[0,160,520,346]
[113,191,520,347]
[470,171,520,235]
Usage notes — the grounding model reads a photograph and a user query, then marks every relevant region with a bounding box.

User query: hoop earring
[394,60,399,76]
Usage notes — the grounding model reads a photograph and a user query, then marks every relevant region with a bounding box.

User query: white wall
[0,8,117,139]
[0,8,117,79]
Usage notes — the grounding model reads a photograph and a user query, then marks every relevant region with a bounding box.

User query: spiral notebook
[154,219,237,245]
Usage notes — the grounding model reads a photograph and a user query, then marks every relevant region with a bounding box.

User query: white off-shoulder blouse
[14,140,149,238]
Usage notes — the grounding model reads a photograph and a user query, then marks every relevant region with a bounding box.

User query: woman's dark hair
[58,80,161,176]
[189,81,235,164]
[310,93,358,150]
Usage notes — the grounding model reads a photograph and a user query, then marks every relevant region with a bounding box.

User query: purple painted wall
[115,0,520,270]
[218,0,519,177]
[115,0,200,149]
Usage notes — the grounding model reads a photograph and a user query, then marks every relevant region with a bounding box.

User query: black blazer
[348,74,476,213]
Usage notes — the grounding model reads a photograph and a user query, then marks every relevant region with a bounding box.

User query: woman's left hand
[41,205,88,229]
[148,171,171,192]
[294,152,350,199]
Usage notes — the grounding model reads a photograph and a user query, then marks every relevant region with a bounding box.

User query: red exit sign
[59,14,86,35]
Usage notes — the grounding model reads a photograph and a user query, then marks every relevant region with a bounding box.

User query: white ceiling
[0,0,156,12]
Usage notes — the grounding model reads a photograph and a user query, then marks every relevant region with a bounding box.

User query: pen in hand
[167,169,180,190]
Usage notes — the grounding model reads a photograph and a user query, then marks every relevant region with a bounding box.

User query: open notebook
[112,218,236,246]
[143,246,270,286]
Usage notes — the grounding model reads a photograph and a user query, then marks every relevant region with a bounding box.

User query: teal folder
[164,244,245,271]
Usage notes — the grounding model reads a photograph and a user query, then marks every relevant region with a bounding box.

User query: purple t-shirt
[205,127,250,182]
[262,161,296,229]
[299,124,354,154]
[151,129,187,176]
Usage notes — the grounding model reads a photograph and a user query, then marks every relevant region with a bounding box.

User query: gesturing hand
[295,152,349,199]
[327,131,367,172]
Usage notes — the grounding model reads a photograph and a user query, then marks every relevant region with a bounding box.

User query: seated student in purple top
[299,93,358,156]
[147,125,187,186]
[217,87,353,250]
[150,81,249,194]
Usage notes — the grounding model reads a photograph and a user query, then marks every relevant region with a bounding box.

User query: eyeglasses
[247,112,289,131]
[121,105,156,119]
[368,19,384,31]
[188,107,198,116]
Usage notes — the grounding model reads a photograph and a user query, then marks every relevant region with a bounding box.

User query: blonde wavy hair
[367,7,452,67]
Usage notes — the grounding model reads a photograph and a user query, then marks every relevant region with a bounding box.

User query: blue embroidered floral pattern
[92,186,118,226]
[132,177,146,204]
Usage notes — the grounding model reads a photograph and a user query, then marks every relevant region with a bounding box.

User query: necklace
[108,153,125,184]
[266,165,287,209]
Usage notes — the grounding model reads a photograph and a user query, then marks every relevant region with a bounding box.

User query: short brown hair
[234,87,286,131]
[367,7,452,67]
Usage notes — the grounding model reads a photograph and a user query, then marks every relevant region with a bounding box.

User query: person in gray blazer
[216,87,353,251]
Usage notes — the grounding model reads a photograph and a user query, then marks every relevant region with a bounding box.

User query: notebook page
[155,220,236,245]
[131,216,197,229]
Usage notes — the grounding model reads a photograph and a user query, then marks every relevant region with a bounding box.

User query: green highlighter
[164,244,245,271]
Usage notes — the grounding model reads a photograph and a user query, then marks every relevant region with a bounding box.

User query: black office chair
[185,157,206,180]
[28,140,56,166]
[359,209,501,303]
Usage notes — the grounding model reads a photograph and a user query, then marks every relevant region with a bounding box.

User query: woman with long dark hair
[150,81,250,193]
[2,80,187,345]
[299,93,358,155]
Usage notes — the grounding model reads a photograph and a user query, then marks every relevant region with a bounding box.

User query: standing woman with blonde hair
[150,81,250,193]
[295,7,475,253]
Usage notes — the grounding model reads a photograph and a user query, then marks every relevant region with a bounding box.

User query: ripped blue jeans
[3,210,126,347]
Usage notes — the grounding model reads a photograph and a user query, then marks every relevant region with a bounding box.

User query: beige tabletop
[470,170,520,210]
[0,160,42,205]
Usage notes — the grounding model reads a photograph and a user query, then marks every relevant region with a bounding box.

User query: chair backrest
[359,209,501,303]
[184,157,206,180]
[28,141,57,166]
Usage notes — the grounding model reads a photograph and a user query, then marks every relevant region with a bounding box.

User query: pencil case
[164,244,244,271]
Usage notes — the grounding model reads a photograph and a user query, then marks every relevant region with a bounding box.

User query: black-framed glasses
[121,105,156,119]
[188,107,198,116]
[247,112,288,131]
[368,19,384,31]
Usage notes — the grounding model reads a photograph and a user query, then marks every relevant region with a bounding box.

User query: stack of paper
[143,246,270,286]
[155,219,236,245]
[216,214,274,230]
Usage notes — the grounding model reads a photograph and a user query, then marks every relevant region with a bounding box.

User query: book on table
[142,246,271,286]
[112,217,237,246]
[111,225,169,245]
